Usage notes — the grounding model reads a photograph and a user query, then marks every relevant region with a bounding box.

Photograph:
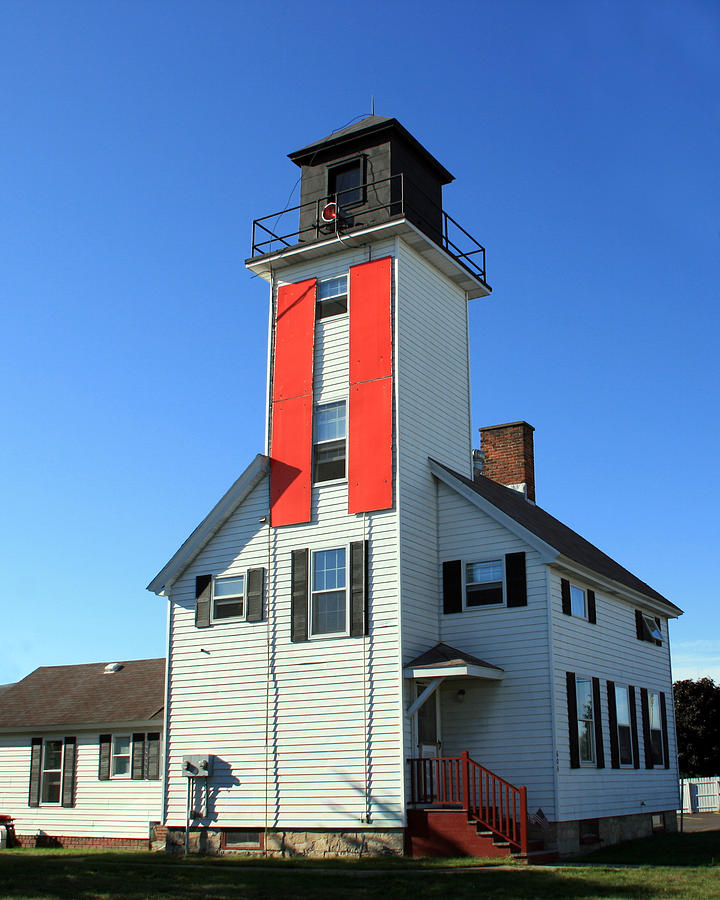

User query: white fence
[680,777,720,813]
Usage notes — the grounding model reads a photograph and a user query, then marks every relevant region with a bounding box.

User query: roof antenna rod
[371,95,375,115]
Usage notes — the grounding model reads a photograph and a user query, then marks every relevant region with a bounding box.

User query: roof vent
[103,662,123,674]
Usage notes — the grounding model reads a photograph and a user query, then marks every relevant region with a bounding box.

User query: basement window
[223,829,262,849]
[316,275,348,319]
[651,813,666,833]
[579,819,600,845]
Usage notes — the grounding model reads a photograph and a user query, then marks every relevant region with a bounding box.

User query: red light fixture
[321,202,337,222]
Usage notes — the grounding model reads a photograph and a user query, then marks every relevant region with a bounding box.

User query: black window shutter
[146,732,161,780]
[442,560,462,614]
[629,685,640,769]
[561,578,571,616]
[660,691,670,769]
[195,574,212,628]
[635,609,645,641]
[587,590,597,624]
[98,733,111,780]
[592,677,605,768]
[61,736,77,807]
[131,733,145,780]
[505,552,527,607]
[350,540,368,637]
[654,617,663,647]
[566,672,580,768]
[607,680,619,769]
[640,688,653,769]
[29,737,42,807]
[291,548,309,642]
[246,567,265,623]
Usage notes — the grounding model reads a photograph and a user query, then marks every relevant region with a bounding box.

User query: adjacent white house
[0,658,164,848]
[146,116,683,858]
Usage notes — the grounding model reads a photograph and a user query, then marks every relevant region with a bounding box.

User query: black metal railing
[250,173,487,283]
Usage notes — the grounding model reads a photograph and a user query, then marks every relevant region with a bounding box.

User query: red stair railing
[407,751,528,854]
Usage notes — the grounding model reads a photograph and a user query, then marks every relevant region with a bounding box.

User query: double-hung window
[111,735,131,777]
[314,401,346,483]
[40,739,63,804]
[570,585,587,617]
[316,275,348,319]
[647,691,664,766]
[213,574,245,621]
[311,547,347,636]
[576,677,596,765]
[465,559,504,606]
[614,684,634,766]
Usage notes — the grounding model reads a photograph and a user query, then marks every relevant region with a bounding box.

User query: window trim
[110,734,132,779]
[212,573,247,623]
[614,683,635,768]
[40,738,64,805]
[576,676,596,766]
[316,274,348,320]
[309,545,349,639]
[647,690,665,768]
[313,399,347,485]
[464,557,506,609]
[326,156,366,212]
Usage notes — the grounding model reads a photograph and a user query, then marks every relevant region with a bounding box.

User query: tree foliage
[673,678,720,776]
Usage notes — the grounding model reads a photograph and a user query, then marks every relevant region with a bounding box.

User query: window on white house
[639,612,663,643]
[465,559,504,606]
[111,735,131,777]
[615,684,634,766]
[40,739,63,803]
[213,574,245,620]
[314,401,346,483]
[648,691,664,766]
[316,275,348,319]
[311,547,347,636]
[576,677,596,765]
[570,585,587,618]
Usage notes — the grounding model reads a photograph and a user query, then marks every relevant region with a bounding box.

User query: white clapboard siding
[166,240,405,832]
[434,483,557,816]
[0,731,162,839]
[394,239,474,757]
[550,568,680,819]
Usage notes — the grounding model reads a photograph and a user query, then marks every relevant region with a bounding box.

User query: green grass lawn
[0,829,719,900]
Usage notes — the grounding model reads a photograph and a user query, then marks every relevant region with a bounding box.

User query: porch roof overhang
[402,642,504,681]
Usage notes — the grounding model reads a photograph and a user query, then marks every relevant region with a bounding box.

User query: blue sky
[1,0,718,684]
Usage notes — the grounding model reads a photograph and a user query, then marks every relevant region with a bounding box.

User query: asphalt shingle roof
[433,461,681,613]
[0,658,165,729]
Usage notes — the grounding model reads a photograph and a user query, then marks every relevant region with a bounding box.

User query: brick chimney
[477,421,536,502]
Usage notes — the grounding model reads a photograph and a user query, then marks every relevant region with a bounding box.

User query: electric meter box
[181,754,212,777]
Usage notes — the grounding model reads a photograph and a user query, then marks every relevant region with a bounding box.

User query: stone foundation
[551,810,678,857]
[165,827,404,857]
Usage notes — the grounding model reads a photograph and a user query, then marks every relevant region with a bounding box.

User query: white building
[0,658,164,848]
[144,115,683,858]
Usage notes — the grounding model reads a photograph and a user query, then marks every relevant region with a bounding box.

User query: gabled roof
[0,658,165,730]
[147,453,269,595]
[406,643,503,672]
[288,115,454,184]
[431,460,682,614]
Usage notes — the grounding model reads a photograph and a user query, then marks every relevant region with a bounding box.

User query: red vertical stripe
[270,278,316,526]
[348,257,393,513]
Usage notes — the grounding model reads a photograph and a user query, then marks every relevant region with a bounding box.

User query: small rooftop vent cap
[103,662,124,674]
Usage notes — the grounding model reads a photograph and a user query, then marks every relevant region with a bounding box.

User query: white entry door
[416,682,441,757]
